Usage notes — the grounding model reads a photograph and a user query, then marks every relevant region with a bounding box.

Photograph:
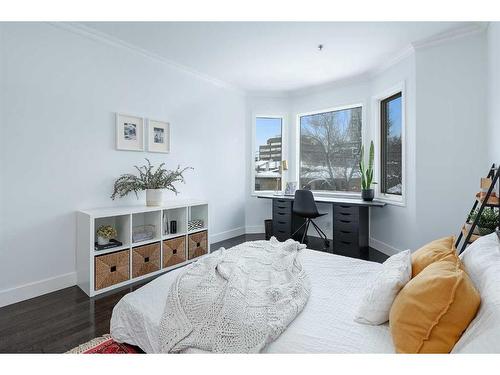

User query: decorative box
[132,242,161,278]
[94,250,130,290]
[188,219,204,232]
[188,230,208,260]
[163,236,186,268]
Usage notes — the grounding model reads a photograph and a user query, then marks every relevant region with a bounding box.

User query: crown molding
[48,22,245,96]
[369,44,415,78]
[412,22,489,50]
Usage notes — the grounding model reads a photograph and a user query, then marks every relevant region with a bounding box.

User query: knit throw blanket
[158,237,310,353]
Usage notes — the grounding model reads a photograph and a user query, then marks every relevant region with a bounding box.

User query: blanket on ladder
[158,237,310,353]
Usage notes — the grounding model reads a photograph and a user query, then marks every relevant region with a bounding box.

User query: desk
[257,193,385,255]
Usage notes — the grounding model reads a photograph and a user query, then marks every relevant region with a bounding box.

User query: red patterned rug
[67,334,143,354]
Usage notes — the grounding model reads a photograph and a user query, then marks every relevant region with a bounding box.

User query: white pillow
[451,232,500,353]
[354,250,412,325]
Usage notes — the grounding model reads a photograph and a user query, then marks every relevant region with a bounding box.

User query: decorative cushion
[389,259,481,353]
[452,233,500,353]
[411,236,458,277]
[354,250,412,325]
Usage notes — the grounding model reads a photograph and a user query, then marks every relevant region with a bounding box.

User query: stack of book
[94,239,123,251]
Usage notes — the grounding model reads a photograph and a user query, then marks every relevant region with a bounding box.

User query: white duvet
[111,248,394,353]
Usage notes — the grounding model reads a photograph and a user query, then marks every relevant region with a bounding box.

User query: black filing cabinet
[333,204,369,255]
[272,198,306,242]
[272,199,293,241]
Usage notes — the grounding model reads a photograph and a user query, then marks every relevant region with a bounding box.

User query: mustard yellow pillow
[389,259,480,353]
[411,236,457,277]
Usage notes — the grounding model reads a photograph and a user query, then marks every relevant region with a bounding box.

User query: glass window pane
[382,94,402,195]
[254,117,282,191]
[299,107,362,192]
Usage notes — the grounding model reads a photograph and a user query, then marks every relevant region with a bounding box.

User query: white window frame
[251,114,287,195]
[295,103,365,197]
[372,82,406,206]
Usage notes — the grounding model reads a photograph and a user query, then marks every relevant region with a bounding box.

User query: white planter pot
[97,236,109,245]
[146,189,163,206]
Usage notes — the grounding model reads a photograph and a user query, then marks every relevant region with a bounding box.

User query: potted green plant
[468,208,499,236]
[359,141,376,201]
[96,225,117,245]
[111,159,193,206]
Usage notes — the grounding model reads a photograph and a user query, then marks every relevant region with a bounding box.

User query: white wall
[487,23,500,164]
[0,23,246,306]
[414,32,488,247]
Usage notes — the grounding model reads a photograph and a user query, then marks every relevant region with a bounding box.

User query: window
[254,117,283,192]
[299,106,362,193]
[380,92,402,196]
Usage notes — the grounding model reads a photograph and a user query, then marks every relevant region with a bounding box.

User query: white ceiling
[82,22,476,93]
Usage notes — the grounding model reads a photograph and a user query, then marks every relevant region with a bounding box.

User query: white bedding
[111,248,395,353]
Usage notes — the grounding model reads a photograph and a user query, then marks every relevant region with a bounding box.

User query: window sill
[376,194,406,207]
[251,191,364,198]
[311,191,361,198]
[251,191,281,197]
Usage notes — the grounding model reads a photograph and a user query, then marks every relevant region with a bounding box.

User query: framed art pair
[116,113,170,153]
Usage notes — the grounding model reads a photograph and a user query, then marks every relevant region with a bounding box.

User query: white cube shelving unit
[77,199,209,297]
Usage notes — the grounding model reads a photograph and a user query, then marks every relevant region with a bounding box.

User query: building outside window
[254,117,283,191]
[299,105,362,193]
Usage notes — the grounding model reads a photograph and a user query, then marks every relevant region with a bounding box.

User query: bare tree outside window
[381,93,402,195]
[299,106,362,192]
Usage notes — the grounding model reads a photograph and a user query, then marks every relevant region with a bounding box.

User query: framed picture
[147,119,170,153]
[116,113,144,151]
[285,181,297,196]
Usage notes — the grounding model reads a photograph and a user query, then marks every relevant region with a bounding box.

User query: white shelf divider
[163,232,186,240]
[93,244,130,256]
[188,227,208,234]
[131,238,162,247]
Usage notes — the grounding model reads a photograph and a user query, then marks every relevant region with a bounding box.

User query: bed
[110,233,500,353]
[111,248,395,353]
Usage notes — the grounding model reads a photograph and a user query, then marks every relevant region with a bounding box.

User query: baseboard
[369,237,402,256]
[210,226,246,244]
[0,272,77,308]
[245,225,265,234]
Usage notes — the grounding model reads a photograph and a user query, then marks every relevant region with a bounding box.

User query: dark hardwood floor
[0,233,387,353]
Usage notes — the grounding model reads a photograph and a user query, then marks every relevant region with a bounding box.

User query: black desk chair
[291,190,330,247]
